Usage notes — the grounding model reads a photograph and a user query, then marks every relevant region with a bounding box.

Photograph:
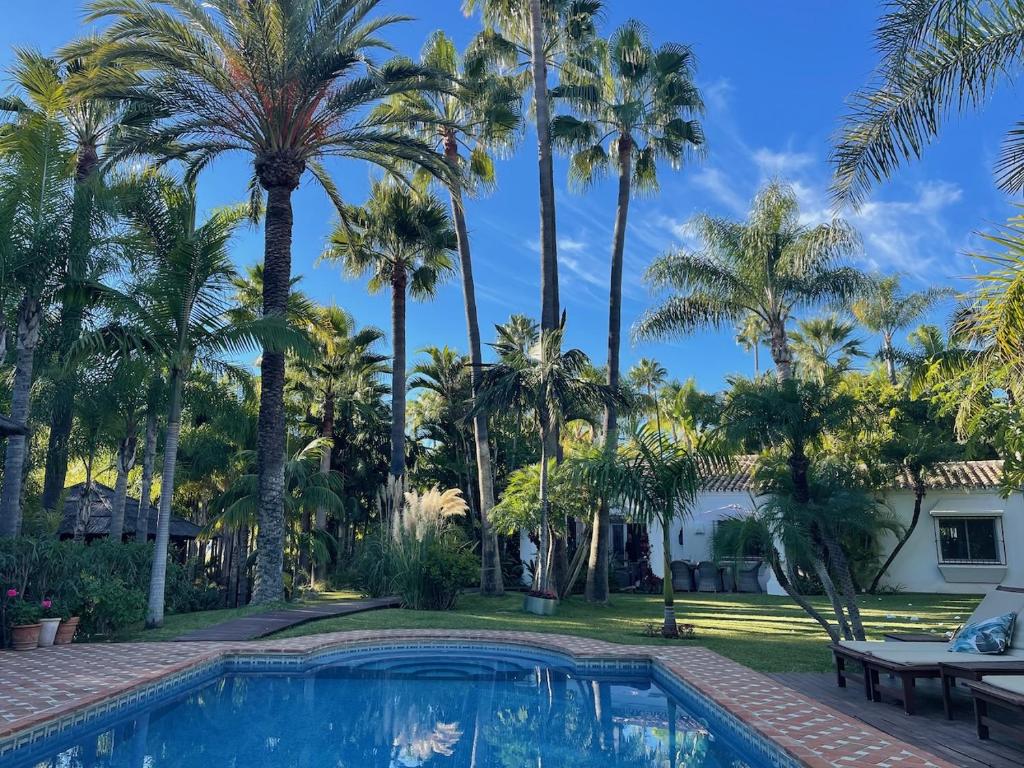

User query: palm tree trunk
[767,547,839,641]
[537,421,551,594]
[315,392,334,530]
[109,432,138,542]
[753,343,759,376]
[883,332,897,384]
[446,159,503,596]
[661,513,678,637]
[821,527,866,640]
[812,555,853,640]
[390,269,408,479]
[40,158,97,512]
[768,319,794,380]
[0,295,41,538]
[253,176,299,605]
[587,136,631,605]
[870,478,924,593]
[74,458,95,542]
[146,368,184,628]
[135,408,158,542]
[529,0,560,335]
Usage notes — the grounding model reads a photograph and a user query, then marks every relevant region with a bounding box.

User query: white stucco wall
[647,491,756,576]
[876,488,1024,594]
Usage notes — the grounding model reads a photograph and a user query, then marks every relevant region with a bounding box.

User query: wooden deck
[770,672,1024,768]
[173,596,400,641]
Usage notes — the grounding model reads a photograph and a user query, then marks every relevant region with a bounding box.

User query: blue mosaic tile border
[0,640,800,768]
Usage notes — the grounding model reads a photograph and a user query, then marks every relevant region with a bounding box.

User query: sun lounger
[831,585,1024,715]
[966,674,1024,741]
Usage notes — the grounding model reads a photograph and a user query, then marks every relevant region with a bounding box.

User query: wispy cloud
[752,148,815,176]
[692,167,747,214]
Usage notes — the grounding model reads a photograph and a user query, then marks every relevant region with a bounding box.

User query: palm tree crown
[635,181,864,380]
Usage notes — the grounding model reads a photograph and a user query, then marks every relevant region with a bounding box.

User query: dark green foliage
[0,538,214,641]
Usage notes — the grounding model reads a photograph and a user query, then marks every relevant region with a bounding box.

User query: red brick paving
[0,630,954,768]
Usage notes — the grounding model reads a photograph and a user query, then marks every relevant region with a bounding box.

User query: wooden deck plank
[172,596,400,642]
[770,672,1024,768]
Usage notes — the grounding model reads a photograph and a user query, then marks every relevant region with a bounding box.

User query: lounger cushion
[868,648,1024,664]
[971,589,1024,647]
[837,640,950,653]
[949,612,1017,654]
[980,675,1024,696]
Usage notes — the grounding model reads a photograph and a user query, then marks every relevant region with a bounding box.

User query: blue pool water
[2,646,774,768]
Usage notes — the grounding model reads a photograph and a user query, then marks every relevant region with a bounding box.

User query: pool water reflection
[8,650,761,768]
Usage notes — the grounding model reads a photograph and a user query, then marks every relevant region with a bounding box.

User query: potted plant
[37,599,63,647]
[54,601,80,646]
[6,593,42,651]
[523,589,558,616]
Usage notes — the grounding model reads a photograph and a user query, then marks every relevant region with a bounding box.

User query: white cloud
[558,237,587,253]
[692,167,747,214]
[752,148,815,176]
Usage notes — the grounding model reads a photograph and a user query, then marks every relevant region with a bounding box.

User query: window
[937,517,1002,564]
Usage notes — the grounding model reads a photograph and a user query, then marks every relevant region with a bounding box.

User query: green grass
[269,591,979,673]
[118,590,361,643]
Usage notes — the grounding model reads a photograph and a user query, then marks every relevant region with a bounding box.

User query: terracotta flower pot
[11,623,41,651]
[54,616,79,646]
[38,617,61,647]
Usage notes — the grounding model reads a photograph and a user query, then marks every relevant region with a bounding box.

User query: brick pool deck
[0,630,953,768]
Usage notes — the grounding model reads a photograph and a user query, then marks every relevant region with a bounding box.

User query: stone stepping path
[173,596,400,642]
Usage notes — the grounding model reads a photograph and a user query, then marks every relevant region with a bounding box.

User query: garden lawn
[270,591,980,673]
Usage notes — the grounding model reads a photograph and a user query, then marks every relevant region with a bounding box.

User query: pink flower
[41,599,52,609]
[5,588,16,598]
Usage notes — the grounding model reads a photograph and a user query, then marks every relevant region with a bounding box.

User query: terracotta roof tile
[702,456,1005,493]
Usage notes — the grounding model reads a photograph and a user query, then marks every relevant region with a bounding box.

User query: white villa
[521,458,1022,595]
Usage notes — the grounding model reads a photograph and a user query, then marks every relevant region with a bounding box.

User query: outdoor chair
[695,561,723,593]
[831,585,1024,716]
[736,560,763,593]
[669,560,694,592]
[721,566,735,592]
[966,674,1024,741]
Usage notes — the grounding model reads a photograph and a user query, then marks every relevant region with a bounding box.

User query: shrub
[77,574,146,639]
[355,486,478,610]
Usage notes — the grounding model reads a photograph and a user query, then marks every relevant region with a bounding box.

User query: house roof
[0,414,27,437]
[57,482,203,540]
[702,456,1005,494]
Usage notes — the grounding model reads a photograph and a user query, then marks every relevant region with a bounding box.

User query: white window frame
[933,515,1006,566]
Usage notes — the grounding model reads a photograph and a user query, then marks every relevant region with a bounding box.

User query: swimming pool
[1,644,786,768]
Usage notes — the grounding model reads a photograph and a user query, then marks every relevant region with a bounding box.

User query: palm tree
[831,0,1024,203]
[382,31,521,595]
[12,49,156,514]
[628,358,669,435]
[325,181,457,482]
[551,20,703,604]
[570,426,725,636]
[0,54,73,537]
[789,315,866,384]
[475,318,620,594]
[290,306,385,532]
[851,275,953,383]
[735,314,767,376]
[465,0,600,338]
[105,357,148,541]
[80,174,288,627]
[635,181,863,380]
[134,376,163,542]
[82,0,452,604]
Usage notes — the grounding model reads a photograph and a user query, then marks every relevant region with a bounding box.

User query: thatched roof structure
[57,482,203,542]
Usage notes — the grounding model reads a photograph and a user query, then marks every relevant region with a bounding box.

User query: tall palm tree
[735,314,767,377]
[82,0,452,604]
[382,31,521,595]
[851,275,953,383]
[789,315,866,384]
[570,426,725,636]
[325,181,457,482]
[0,54,74,537]
[80,174,289,627]
[832,0,1024,203]
[14,49,156,514]
[105,356,148,541]
[552,20,703,604]
[288,304,385,574]
[475,318,620,594]
[628,357,670,448]
[635,181,863,380]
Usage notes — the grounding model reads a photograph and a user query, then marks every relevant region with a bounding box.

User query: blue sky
[3,1,1020,391]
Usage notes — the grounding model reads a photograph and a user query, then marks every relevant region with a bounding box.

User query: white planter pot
[38,618,61,647]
